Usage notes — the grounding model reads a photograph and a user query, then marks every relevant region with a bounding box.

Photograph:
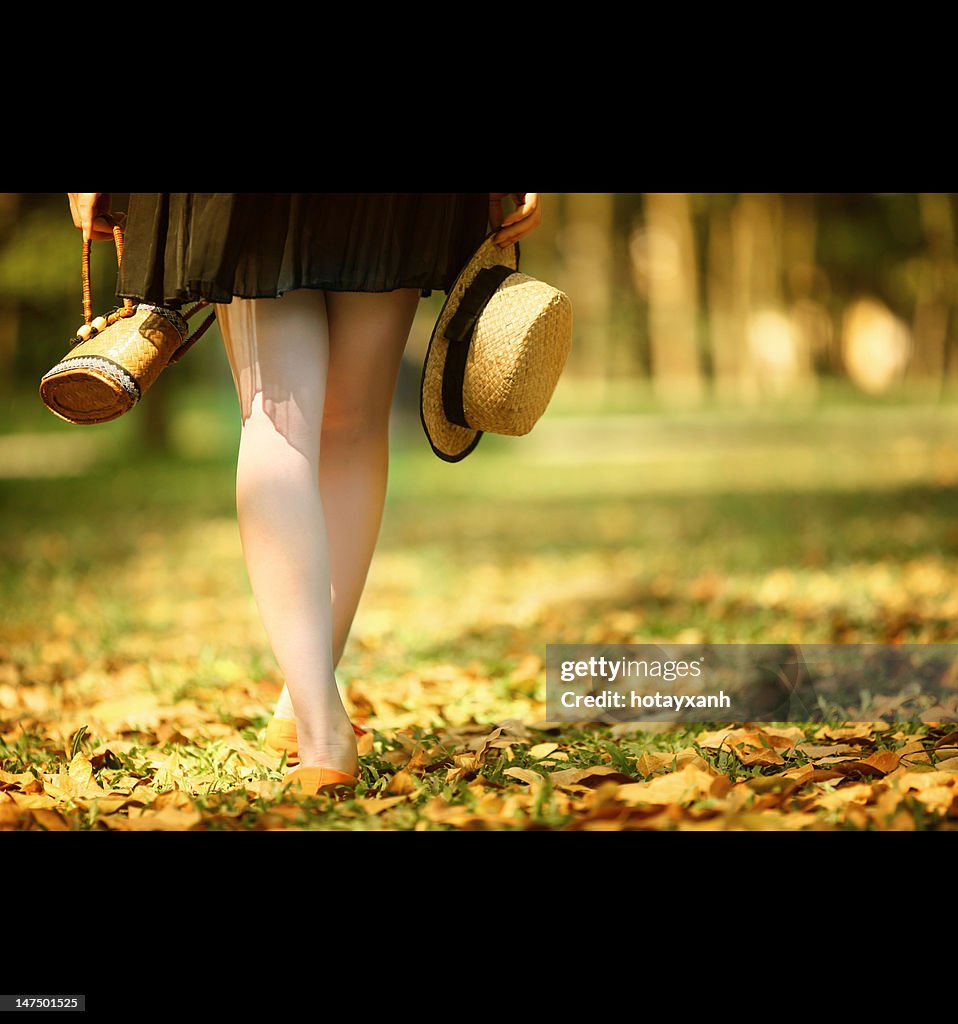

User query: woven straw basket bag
[40,218,215,425]
[420,232,573,462]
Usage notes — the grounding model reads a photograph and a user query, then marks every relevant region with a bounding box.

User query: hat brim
[420,231,519,462]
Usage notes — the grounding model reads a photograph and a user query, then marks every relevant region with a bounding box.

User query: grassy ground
[1,382,957,830]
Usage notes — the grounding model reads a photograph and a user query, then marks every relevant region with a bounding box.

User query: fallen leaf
[782,763,816,784]
[30,808,70,830]
[635,751,675,776]
[616,766,715,806]
[496,719,534,739]
[810,783,875,811]
[529,742,559,760]
[503,767,545,786]
[8,791,58,810]
[814,754,868,766]
[0,769,40,788]
[84,796,131,814]
[68,752,96,789]
[548,766,634,789]
[386,770,419,795]
[111,805,203,830]
[892,770,958,795]
[352,796,408,814]
[695,728,738,749]
[674,748,714,772]
[736,746,785,767]
[726,810,822,830]
[911,786,958,814]
[381,749,410,767]
[709,775,733,798]
[860,749,902,775]
[0,801,26,827]
[792,743,860,759]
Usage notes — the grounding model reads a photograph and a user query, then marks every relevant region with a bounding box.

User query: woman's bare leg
[220,287,420,767]
[272,287,420,722]
[217,290,355,774]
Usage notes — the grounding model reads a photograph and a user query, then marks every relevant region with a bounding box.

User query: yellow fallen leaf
[884,808,917,830]
[616,766,715,806]
[548,766,634,789]
[0,803,26,826]
[635,751,675,776]
[677,750,714,772]
[243,779,282,798]
[123,785,161,805]
[122,805,203,830]
[893,770,958,794]
[351,796,408,815]
[8,791,58,810]
[728,810,822,830]
[907,784,956,814]
[69,752,96,789]
[736,746,785,767]
[529,742,559,760]
[356,732,375,756]
[709,775,733,799]
[815,754,868,766]
[811,783,875,811]
[387,770,419,795]
[503,767,546,786]
[859,749,901,775]
[43,773,108,803]
[30,808,70,831]
[83,796,130,814]
[782,763,816,784]
[0,769,39,787]
[793,743,861,759]
[694,728,738,749]
[382,749,410,767]
[420,799,491,827]
[935,757,958,773]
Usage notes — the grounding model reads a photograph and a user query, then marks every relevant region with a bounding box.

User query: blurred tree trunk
[139,382,171,451]
[737,193,776,403]
[781,193,819,400]
[729,192,810,402]
[707,196,744,402]
[560,193,614,386]
[645,192,702,404]
[0,194,20,400]
[909,193,953,388]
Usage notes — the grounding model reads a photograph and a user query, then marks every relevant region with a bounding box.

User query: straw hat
[420,232,573,461]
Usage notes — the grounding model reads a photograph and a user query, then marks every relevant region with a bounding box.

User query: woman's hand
[489,193,541,247]
[67,193,118,241]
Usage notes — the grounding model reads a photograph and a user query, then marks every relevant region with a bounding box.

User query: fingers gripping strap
[442,265,517,429]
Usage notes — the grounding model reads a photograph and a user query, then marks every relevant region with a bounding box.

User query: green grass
[2,383,958,828]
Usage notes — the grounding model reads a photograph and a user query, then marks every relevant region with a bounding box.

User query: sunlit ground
[1,379,957,829]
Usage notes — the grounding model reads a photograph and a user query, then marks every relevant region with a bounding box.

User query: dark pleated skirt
[116,193,491,306]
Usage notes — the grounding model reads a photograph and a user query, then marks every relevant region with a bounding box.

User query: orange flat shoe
[284,766,358,796]
[264,717,366,763]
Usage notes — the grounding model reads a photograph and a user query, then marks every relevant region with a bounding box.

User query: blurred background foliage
[4,192,958,514]
[3,193,958,451]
